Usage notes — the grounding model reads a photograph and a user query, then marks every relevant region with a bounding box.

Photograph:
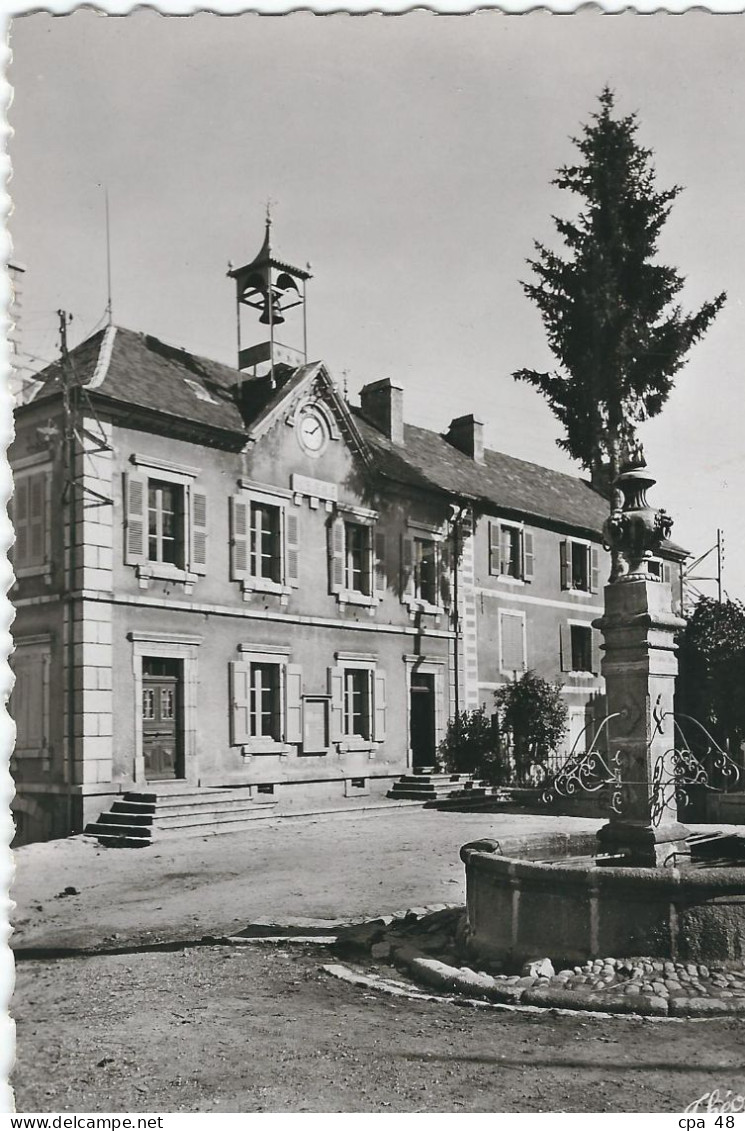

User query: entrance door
[410,672,436,771]
[142,658,183,780]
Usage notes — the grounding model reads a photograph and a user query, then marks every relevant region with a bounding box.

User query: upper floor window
[125,455,207,588]
[488,521,534,582]
[12,463,51,579]
[329,507,384,607]
[345,521,371,594]
[250,501,282,582]
[148,479,183,566]
[560,539,599,593]
[401,524,449,613]
[230,483,299,597]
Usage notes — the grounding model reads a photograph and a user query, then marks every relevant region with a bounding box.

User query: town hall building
[9,223,686,844]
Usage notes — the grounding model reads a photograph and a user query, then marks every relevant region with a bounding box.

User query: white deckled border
[86,324,117,390]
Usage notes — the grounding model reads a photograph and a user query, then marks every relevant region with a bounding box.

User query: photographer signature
[685,1089,745,1113]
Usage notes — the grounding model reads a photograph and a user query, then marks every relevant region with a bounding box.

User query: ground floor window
[343,667,371,740]
[250,662,281,740]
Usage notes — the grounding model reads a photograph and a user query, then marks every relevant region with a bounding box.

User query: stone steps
[85,787,279,847]
[387,772,487,801]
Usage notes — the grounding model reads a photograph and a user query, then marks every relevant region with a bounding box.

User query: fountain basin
[461,837,745,966]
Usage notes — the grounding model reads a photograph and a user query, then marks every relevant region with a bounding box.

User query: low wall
[461,839,745,966]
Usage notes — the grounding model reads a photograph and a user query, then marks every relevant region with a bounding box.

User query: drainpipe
[449,503,468,721]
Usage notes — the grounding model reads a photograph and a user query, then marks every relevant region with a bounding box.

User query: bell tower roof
[227,217,312,287]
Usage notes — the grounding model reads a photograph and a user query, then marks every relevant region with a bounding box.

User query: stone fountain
[461,446,745,966]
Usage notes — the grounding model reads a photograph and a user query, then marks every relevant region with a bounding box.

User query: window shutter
[285,509,300,588]
[401,535,415,598]
[28,473,46,568]
[523,531,534,582]
[373,671,387,742]
[663,563,672,586]
[329,667,344,741]
[285,664,303,743]
[590,546,600,593]
[124,471,148,566]
[229,661,251,745]
[501,614,525,674]
[591,630,602,675]
[190,490,208,575]
[488,521,499,575]
[440,538,452,610]
[328,515,345,594]
[230,496,250,581]
[559,622,572,672]
[560,540,570,590]
[374,530,386,597]
[14,477,29,566]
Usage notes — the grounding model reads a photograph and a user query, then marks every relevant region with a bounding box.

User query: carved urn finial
[602,440,673,582]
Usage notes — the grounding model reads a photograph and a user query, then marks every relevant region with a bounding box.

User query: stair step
[85,820,153,842]
[112,796,277,818]
[123,787,254,805]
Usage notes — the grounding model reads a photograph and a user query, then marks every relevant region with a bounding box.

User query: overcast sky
[9,11,745,598]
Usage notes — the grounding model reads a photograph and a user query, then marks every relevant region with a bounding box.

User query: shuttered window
[13,469,50,574]
[330,664,387,746]
[231,489,298,591]
[488,522,534,583]
[500,611,526,675]
[125,461,207,577]
[560,540,600,593]
[10,644,51,757]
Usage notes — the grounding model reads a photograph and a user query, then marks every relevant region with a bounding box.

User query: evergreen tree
[514,88,726,495]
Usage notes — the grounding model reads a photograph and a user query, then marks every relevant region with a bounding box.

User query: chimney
[359,378,404,445]
[445,414,485,463]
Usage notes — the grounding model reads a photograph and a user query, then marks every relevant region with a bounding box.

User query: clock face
[297,407,328,455]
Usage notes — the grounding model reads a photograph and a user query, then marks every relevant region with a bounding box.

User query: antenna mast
[104,187,113,325]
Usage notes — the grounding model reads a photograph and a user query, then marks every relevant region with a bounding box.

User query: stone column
[594,445,689,868]
[594,578,689,866]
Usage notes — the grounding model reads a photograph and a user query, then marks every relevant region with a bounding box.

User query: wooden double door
[142,657,183,780]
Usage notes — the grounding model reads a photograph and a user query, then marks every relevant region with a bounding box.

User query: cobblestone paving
[336,906,745,1017]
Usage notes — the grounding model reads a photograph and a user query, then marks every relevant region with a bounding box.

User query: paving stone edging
[334,905,745,1018]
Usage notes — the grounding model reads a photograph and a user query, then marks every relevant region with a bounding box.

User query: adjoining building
[9,224,687,844]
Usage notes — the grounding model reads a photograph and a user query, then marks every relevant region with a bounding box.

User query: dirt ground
[10,807,745,1113]
[13,945,745,1113]
[11,807,605,951]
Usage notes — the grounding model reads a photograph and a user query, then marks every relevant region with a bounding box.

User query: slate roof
[30,325,247,434]
[352,410,610,537]
[24,324,687,551]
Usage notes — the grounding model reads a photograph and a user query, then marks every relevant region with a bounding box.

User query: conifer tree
[514,88,726,496]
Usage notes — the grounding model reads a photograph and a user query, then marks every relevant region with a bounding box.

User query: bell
[259,292,285,326]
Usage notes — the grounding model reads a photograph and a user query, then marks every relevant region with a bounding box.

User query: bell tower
[227,213,312,388]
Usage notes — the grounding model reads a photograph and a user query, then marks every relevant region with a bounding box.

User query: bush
[677,597,745,765]
[438,707,506,785]
[494,670,568,784]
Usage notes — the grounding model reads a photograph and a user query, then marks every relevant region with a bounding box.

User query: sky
[8,10,745,599]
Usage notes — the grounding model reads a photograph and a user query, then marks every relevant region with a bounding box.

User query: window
[570,625,593,672]
[10,638,51,762]
[250,501,281,582]
[329,656,387,748]
[12,465,50,577]
[249,662,281,739]
[148,479,183,566]
[488,521,534,582]
[125,456,207,587]
[560,622,600,674]
[344,668,371,739]
[346,522,371,594]
[230,486,298,595]
[560,539,599,593]
[401,526,448,612]
[229,646,302,753]
[414,538,437,604]
[499,610,526,675]
[328,509,384,606]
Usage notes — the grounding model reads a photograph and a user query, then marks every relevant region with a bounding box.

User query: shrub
[438,707,506,785]
[494,670,568,784]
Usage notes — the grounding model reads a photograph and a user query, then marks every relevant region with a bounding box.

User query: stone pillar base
[597,820,691,868]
